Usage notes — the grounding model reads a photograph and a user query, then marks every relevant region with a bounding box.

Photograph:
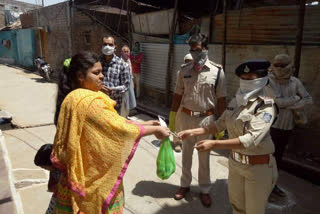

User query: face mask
[272,64,293,80]
[190,49,208,71]
[236,76,268,106]
[102,45,115,56]
[239,77,268,93]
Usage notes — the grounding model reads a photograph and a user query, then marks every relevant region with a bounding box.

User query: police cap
[235,60,270,78]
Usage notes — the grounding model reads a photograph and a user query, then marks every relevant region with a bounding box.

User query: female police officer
[178,60,278,214]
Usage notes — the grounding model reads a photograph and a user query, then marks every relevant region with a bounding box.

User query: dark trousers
[270,127,292,168]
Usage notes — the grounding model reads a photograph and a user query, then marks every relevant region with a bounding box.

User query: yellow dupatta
[51,89,144,214]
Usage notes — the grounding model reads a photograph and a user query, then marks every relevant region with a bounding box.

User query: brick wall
[20,13,34,28]
[72,9,128,58]
[32,2,129,73]
[0,10,5,28]
[32,2,71,72]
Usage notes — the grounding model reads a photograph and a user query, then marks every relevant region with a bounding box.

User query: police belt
[231,152,270,165]
[182,107,215,117]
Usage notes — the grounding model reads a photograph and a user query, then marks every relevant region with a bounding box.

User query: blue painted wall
[0,29,35,68]
[16,29,36,67]
[0,30,18,64]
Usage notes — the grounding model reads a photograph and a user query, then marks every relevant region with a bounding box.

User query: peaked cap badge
[244,65,250,73]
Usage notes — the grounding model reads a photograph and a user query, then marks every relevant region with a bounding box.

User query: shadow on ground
[131,179,232,214]
[131,178,307,214]
[5,64,34,74]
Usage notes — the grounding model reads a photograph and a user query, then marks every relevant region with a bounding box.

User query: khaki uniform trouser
[133,73,140,97]
[228,155,278,214]
[173,107,182,145]
[179,112,211,193]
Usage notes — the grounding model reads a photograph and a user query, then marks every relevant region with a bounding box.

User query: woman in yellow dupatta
[48,52,169,214]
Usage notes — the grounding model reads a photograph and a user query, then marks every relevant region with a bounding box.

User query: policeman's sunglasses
[273,63,289,68]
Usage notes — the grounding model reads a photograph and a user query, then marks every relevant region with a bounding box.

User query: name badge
[183,75,192,78]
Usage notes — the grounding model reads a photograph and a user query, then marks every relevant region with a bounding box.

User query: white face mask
[236,76,268,106]
[102,45,115,56]
[239,77,268,93]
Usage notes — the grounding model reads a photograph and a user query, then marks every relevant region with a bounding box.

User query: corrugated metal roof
[212,5,320,44]
[132,9,179,35]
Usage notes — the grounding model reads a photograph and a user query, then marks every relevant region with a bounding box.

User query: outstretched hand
[154,126,170,140]
[147,120,161,126]
[178,130,194,140]
[194,140,215,152]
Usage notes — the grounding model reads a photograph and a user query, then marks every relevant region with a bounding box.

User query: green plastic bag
[156,138,176,180]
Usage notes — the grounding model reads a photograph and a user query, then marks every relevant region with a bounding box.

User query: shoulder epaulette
[210,61,222,68]
[258,96,274,105]
[181,62,192,68]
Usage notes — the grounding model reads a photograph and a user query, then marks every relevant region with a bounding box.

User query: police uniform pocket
[199,74,214,84]
[199,76,216,95]
[184,78,196,93]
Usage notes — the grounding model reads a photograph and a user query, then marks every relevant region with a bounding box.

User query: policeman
[169,33,227,207]
[179,60,278,214]
[172,53,193,153]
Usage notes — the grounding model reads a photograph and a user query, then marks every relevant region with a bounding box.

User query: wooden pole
[293,0,306,77]
[222,0,227,70]
[126,0,132,47]
[209,0,219,43]
[165,0,179,106]
[67,0,73,56]
[42,0,44,7]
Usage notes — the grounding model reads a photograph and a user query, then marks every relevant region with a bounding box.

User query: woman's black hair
[54,51,99,125]
[188,33,209,50]
[34,144,53,166]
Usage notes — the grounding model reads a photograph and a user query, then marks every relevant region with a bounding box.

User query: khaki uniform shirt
[175,59,227,112]
[202,91,276,155]
[268,75,313,130]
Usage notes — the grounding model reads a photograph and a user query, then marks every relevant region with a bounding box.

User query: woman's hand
[130,120,160,126]
[194,140,216,152]
[178,130,194,140]
[146,120,161,126]
[154,126,170,140]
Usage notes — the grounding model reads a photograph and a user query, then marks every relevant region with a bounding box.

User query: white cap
[184,53,193,61]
